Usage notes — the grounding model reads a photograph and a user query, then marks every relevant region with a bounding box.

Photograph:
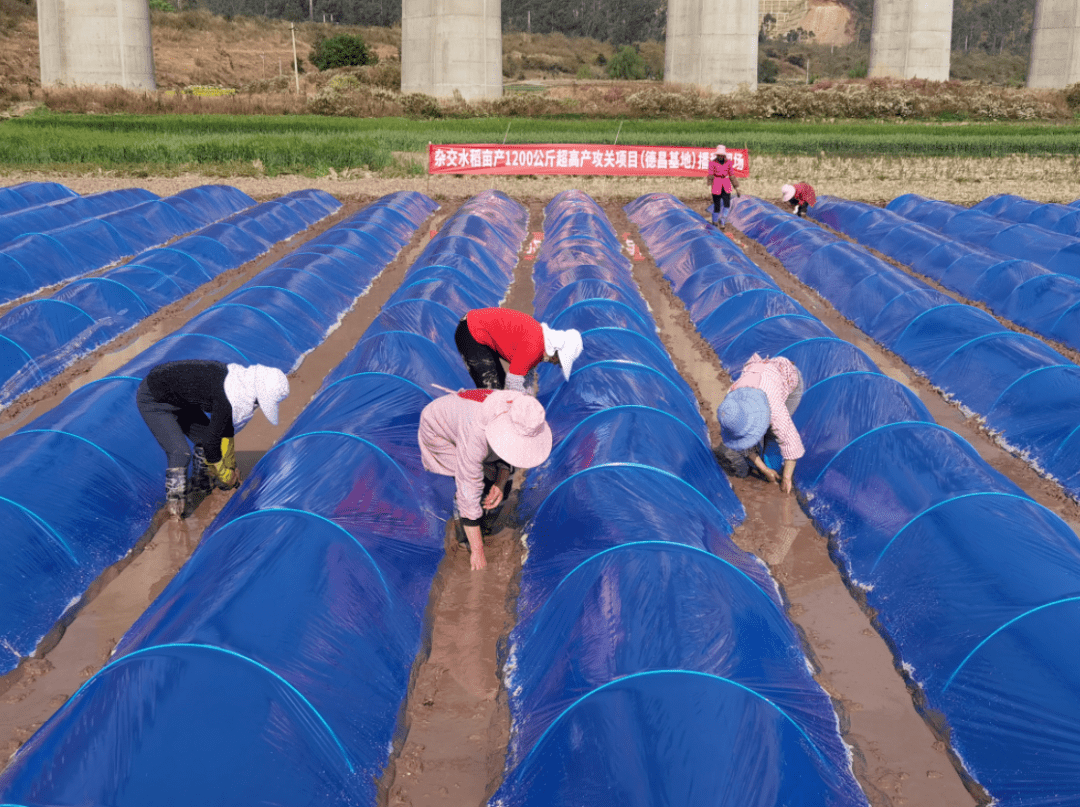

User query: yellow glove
[210,436,239,489]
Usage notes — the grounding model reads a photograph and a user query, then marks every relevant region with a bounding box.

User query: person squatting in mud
[418,388,552,570]
[716,353,805,495]
[136,359,290,518]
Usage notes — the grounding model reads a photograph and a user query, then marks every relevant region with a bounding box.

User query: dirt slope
[799,0,854,46]
[0,11,397,90]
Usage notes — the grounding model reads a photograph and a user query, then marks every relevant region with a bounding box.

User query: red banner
[428,143,750,178]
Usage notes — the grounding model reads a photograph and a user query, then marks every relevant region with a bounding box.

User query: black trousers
[455,316,505,390]
[136,379,214,469]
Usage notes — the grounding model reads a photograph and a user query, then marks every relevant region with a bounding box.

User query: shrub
[364,61,401,91]
[400,92,442,118]
[638,40,665,80]
[1066,83,1080,112]
[759,57,779,84]
[607,46,646,81]
[239,75,293,94]
[148,0,176,10]
[309,34,377,71]
[306,80,402,117]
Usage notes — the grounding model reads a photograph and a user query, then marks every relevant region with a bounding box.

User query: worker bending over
[717,353,805,495]
[136,359,289,518]
[455,307,583,393]
[419,389,552,570]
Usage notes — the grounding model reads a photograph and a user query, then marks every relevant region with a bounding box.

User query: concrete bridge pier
[401,0,503,99]
[37,0,156,90]
[868,0,953,80]
[665,0,759,94]
[1028,0,1080,88]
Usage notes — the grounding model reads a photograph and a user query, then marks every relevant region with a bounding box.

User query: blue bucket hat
[718,388,770,451]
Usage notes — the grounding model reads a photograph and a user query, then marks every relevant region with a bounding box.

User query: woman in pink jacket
[706,144,740,230]
[419,389,552,569]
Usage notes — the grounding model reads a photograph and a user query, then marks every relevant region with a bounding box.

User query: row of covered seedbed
[0,183,261,305]
[730,194,1080,501]
[0,187,338,407]
[493,189,868,806]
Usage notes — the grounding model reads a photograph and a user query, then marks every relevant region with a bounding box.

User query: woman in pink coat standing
[706,144,740,230]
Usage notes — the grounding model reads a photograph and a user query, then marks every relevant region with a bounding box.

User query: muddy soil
[2,182,1077,807]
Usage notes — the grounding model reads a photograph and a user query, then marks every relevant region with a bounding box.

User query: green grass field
[2,110,1078,175]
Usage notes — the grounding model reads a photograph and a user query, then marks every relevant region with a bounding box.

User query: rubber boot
[480,478,514,536]
[717,444,750,478]
[165,467,187,519]
[190,446,212,494]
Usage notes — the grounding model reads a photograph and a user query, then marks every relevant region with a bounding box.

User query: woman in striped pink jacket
[717,354,805,494]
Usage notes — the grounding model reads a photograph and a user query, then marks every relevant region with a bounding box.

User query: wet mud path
[3,190,1079,807]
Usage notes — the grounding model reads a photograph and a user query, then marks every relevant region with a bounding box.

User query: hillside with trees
[190,0,1038,61]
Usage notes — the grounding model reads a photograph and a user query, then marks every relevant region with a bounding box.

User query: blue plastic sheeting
[0,190,435,678]
[746,194,1080,500]
[374,191,526,322]
[974,192,1080,237]
[813,195,1080,353]
[627,191,1080,806]
[887,193,1080,279]
[0,189,340,409]
[0,185,257,306]
[0,188,156,245]
[0,191,523,806]
[0,181,78,214]
[500,667,861,807]
[493,190,867,807]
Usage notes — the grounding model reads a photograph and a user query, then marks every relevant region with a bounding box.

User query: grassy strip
[1,111,1078,174]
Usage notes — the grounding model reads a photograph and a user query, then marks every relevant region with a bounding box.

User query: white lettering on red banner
[428,144,749,178]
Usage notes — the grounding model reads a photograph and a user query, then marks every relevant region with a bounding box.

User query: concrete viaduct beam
[868,0,953,80]
[665,0,759,93]
[401,0,502,99]
[38,0,156,90]
[1028,0,1080,88]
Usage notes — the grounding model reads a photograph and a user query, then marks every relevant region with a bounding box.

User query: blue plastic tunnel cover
[495,666,867,807]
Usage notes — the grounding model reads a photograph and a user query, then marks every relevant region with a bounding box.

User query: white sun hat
[485,394,553,469]
[541,323,584,381]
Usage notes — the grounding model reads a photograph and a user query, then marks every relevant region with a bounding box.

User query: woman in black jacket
[136,359,289,518]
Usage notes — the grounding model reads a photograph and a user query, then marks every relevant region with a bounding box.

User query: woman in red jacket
[454,307,583,393]
[781,183,817,217]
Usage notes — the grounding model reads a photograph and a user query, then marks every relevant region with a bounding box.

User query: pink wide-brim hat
[486,395,553,469]
[781,184,796,202]
[714,144,727,156]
